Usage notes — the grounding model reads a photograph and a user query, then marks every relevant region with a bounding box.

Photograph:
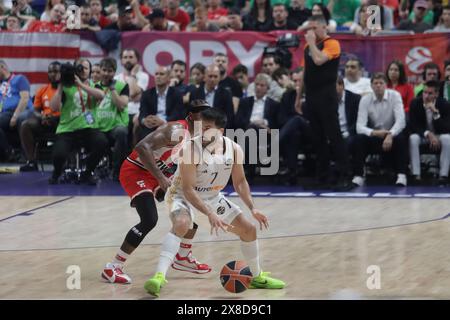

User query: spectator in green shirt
[94,57,130,181]
[49,58,109,185]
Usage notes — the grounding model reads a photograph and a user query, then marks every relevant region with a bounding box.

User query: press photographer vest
[56,84,95,134]
[93,81,129,132]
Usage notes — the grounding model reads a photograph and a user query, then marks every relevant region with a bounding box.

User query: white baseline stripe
[0,32,80,48]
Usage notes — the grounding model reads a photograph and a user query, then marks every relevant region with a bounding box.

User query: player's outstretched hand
[208,213,230,236]
[251,209,269,230]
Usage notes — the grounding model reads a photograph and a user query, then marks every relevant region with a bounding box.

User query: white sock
[178,238,193,257]
[240,240,261,277]
[112,249,130,268]
[156,232,181,277]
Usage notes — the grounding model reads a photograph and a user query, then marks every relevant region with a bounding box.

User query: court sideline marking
[0,196,75,223]
[0,212,448,252]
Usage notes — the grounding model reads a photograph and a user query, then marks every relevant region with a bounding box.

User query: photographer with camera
[94,57,130,181]
[48,58,109,185]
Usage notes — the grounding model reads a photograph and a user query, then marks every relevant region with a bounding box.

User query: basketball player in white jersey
[144,108,285,297]
[101,100,212,284]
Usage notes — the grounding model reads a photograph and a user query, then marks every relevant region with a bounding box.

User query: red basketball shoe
[101,263,132,284]
[171,251,211,274]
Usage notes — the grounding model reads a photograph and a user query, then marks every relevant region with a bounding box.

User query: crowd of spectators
[0,0,449,188]
[1,0,449,34]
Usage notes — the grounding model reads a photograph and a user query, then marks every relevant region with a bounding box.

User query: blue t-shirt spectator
[0,74,33,113]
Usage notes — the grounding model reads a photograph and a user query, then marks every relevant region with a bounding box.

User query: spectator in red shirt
[386,60,414,113]
[164,0,191,31]
[90,0,112,29]
[207,0,228,26]
[27,4,66,32]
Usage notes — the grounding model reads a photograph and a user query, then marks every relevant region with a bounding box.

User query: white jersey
[168,136,236,200]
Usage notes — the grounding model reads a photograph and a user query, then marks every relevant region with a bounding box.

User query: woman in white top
[40,0,63,21]
[297,3,337,33]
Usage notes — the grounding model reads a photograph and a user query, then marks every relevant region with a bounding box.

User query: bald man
[189,64,235,129]
[138,66,185,140]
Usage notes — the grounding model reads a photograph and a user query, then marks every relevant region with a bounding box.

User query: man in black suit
[138,65,184,140]
[235,73,278,130]
[235,73,279,181]
[336,76,361,141]
[336,76,363,187]
[409,80,450,186]
[190,64,235,129]
[277,68,312,185]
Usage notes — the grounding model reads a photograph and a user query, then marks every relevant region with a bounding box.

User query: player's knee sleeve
[125,193,158,247]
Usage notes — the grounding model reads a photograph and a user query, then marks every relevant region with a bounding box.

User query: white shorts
[167,193,241,227]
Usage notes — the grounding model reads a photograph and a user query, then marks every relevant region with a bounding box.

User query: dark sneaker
[80,171,99,186]
[20,161,38,172]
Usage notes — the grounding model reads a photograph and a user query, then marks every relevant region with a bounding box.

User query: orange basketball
[219,260,253,293]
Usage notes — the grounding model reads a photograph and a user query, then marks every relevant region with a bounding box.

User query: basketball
[219,261,253,293]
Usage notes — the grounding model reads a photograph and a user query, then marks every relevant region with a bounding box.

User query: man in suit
[235,73,279,181]
[409,80,450,186]
[337,76,362,141]
[336,76,363,187]
[277,68,312,185]
[190,64,234,129]
[138,66,184,139]
[235,73,278,130]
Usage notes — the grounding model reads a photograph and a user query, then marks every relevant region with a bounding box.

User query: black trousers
[349,133,409,176]
[305,86,350,180]
[104,126,129,175]
[51,128,109,179]
[279,115,312,171]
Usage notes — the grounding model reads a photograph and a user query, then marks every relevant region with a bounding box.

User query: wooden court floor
[1,195,449,299]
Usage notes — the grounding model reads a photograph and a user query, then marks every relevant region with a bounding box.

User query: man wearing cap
[143,8,180,31]
[397,0,433,33]
[104,5,141,31]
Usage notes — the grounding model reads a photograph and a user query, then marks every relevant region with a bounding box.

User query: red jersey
[126,120,189,178]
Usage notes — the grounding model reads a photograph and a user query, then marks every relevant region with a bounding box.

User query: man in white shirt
[343,58,372,96]
[115,48,149,147]
[351,73,408,187]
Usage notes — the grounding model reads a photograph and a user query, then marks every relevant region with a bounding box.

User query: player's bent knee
[171,210,191,236]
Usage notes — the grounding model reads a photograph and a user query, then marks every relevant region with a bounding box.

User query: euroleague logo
[405,47,433,74]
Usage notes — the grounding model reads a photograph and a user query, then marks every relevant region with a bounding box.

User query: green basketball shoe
[144,272,167,297]
[250,271,285,289]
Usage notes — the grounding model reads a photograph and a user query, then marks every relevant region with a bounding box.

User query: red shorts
[119,160,159,205]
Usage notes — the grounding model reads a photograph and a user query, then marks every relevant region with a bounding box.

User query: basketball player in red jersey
[102,100,212,284]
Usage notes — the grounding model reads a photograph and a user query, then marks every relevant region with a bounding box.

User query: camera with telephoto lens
[60,63,84,86]
[263,33,300,69]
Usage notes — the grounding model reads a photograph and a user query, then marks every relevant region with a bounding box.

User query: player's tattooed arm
[135,122,184,190]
